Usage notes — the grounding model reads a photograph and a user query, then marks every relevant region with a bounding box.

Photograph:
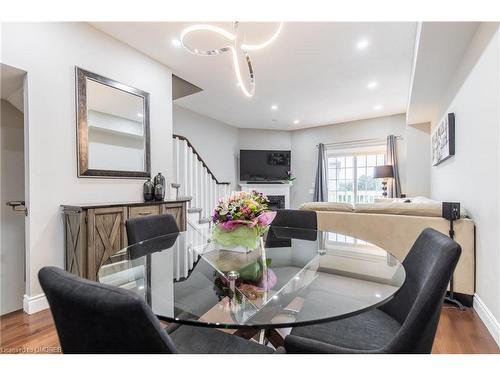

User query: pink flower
[248,218,259,228]
[256,269,277,289]
[219,220,247,231]
[256,211,276,227]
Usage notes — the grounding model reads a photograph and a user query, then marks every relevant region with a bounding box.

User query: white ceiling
[92,22,418,130]
[407,22,481,125]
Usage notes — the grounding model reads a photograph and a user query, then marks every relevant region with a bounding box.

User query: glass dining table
[98,223,405,343]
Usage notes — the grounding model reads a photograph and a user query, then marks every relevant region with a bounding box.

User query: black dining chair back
[285,228,461,354]
[379,228,461,353]
[38,266,177,354]
[271,209,317,229]
[267,210,318,245]
[126,213,179,245]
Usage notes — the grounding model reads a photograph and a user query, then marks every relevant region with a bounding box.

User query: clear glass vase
[211,225,263,253]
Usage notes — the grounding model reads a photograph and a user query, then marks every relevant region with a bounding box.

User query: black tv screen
[239,150,291,182]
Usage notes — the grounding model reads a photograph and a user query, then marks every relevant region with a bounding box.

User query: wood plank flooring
[1,305,498,354]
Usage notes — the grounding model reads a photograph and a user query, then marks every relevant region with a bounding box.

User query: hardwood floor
[1,309,60,354]
[1,305,498,354]
[432,306,500,354]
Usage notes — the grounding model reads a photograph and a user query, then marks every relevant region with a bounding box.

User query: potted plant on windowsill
[211,191,276,253]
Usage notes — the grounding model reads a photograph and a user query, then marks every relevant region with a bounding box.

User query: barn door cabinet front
[61,199,190,280]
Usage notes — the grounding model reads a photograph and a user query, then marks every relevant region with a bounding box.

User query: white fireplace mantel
[239,183,292,209]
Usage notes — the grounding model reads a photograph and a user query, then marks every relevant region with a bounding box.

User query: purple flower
[256,269,277,289]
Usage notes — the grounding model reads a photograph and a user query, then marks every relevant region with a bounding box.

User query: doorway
[1,63,28,315]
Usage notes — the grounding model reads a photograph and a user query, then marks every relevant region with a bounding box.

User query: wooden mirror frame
[76,67,151,179]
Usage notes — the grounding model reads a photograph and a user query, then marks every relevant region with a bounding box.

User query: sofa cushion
[299,202,354,212]
[355,202,443,217]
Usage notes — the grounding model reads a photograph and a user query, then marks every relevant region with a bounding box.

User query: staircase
[172,134,231,227]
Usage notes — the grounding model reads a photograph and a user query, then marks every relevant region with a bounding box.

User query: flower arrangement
[284,170,296,182]
[211,191,276,250]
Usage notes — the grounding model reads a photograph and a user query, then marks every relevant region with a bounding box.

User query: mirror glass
[77,67,150,178]
[86,79,146,172]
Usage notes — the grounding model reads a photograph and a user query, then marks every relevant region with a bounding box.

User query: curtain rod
[317,136,403,148]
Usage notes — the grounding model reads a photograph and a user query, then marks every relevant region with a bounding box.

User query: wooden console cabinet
[61,199,190,281]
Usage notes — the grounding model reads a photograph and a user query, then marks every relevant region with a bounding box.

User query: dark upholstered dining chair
[39,267,275,354]
[272,209,317,230]
[267,209,318,245]
[284,228,461,354]
[126,214,179,246]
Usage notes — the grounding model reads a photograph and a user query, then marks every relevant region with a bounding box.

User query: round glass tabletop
[98,224,406,329]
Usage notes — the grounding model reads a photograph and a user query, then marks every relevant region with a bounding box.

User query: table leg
[258,329,266,344]
[233,327,260,340]
[266,329,285,348]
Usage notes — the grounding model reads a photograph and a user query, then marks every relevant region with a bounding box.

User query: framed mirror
[76,67,150,178]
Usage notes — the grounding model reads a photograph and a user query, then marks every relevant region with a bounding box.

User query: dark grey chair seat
[289,308,401,351]
[169,325,274,354]
[39,266,277,354]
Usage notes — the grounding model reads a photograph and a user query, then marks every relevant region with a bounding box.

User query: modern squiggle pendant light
[180,22,284,97]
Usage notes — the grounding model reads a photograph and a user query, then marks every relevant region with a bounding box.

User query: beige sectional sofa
[300,198,475,301]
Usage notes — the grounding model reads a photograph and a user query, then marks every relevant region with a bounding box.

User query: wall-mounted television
[239,150,291,182]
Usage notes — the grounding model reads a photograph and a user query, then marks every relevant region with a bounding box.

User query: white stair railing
[172,134,232,225]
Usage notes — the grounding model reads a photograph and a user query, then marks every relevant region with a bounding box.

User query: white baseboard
[23,293,49,314]
[473,294,500,347]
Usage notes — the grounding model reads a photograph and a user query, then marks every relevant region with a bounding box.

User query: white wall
[173,104,239,189]
[290,114,410,208]
[430,29,500,335]
[173,107,293,189]
[405,122,431,197]
[1,23,173,301]
[0,99,25,314]
[238,128,292,150]
[173,109,430,208]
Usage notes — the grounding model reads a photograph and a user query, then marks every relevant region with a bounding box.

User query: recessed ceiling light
[367,81,378,89]
[356,39,369,50]
[171,38,181,48]
[271,104,278,111]
[137,113,143,118]
[373,105,383,111]
[293,119,300,125]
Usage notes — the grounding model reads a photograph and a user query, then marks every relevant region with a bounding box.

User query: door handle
[6,201,28,216]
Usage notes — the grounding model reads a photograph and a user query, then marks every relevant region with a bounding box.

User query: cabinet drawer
[129,205,160,219]
[161,203,186,231]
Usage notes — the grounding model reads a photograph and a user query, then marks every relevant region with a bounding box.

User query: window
[327,151,386,204]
